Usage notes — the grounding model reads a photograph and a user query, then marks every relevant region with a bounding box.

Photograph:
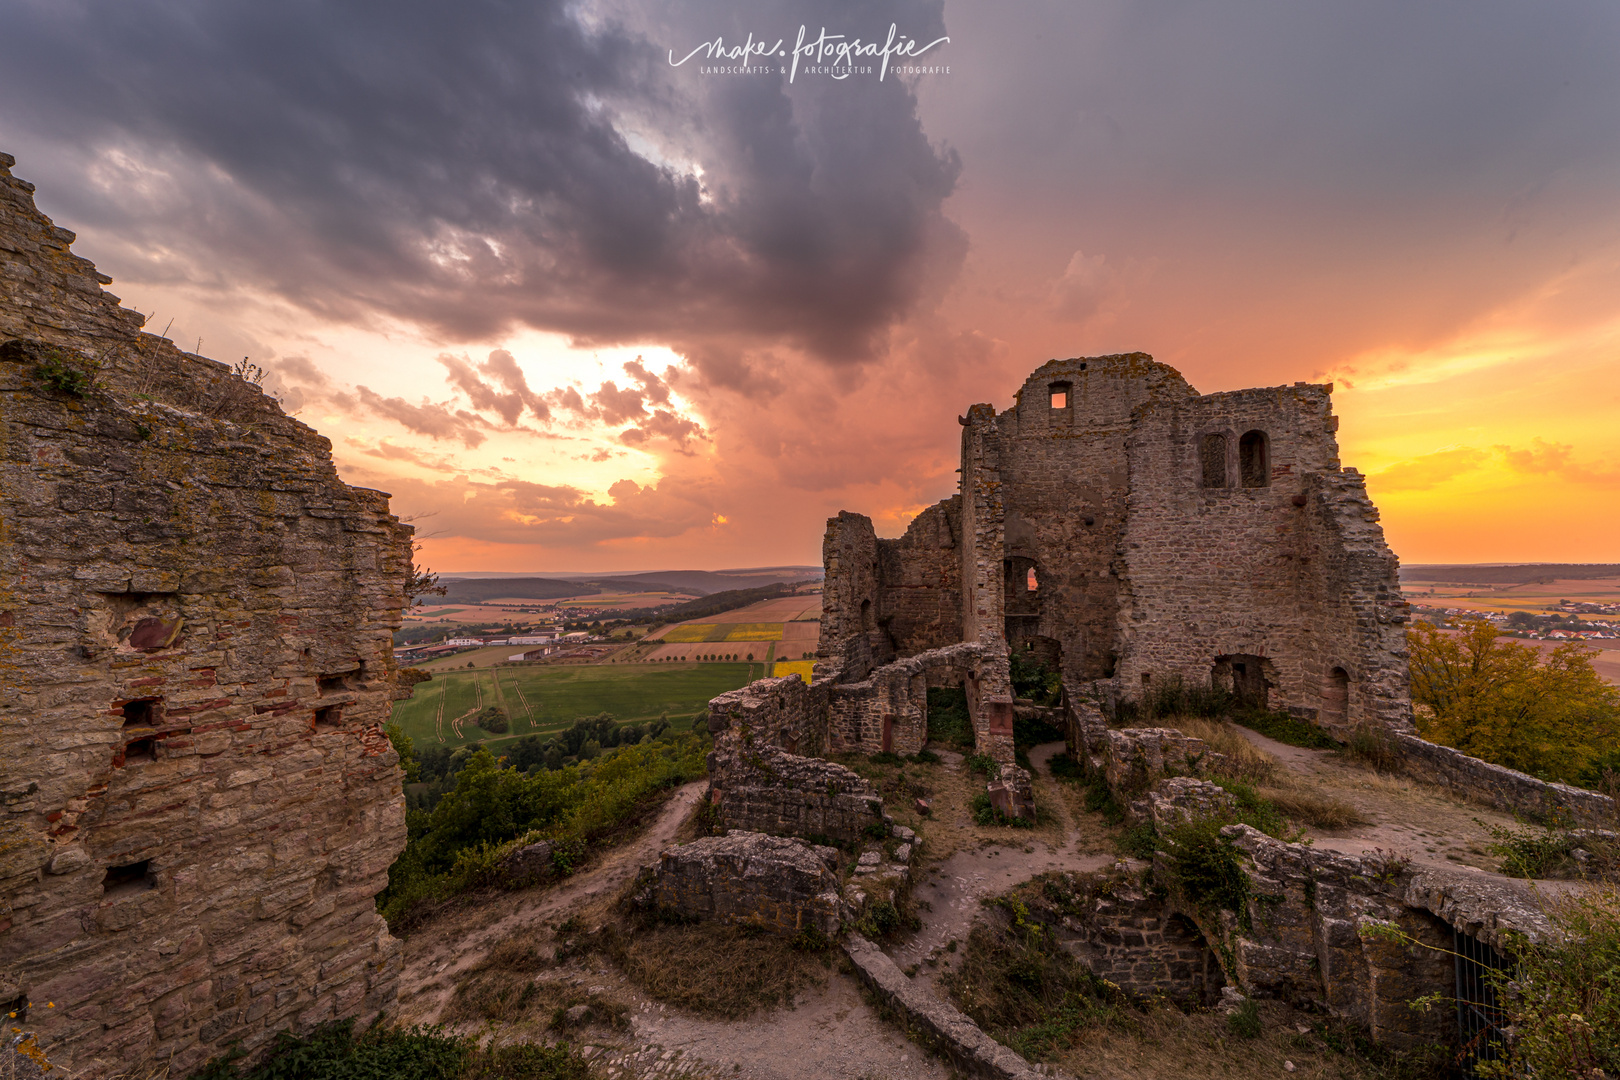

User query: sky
[2,0,1617,571]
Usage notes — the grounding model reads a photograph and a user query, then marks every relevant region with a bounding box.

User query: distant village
[1407,597,1620,640]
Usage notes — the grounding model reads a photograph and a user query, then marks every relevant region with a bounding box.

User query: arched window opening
[1239,430,1270,487]
[860,598,873,631]
[1200,434,1228,488]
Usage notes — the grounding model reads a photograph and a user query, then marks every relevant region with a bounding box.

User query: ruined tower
[0,153,413,1075]
[818,352,1410,747]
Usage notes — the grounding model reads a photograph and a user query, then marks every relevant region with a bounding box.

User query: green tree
[1409,619,1620,782]
[386,723,420,783]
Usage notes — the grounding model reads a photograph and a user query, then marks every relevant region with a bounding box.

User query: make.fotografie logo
[669,24,950,82]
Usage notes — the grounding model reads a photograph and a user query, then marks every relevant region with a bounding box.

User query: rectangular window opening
[121,697,162,728]
[314,705,343,727]
[102,860,154,897]
[122,737,156,764]
[317,674,348,695]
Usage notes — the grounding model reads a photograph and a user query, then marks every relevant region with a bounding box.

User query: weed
[33,349,97,397]
[908,749,941,765]
[1229,709,1340,750]
[1260,788,1367,831]
[1227,998,1262,1039]
[966,753,1000,778]
[1046,751,1085,781]
[868,750,904,765]
[1114,823,1159,859]
[1344,722,1402,773]
[971,791,1035,828]
[1478,820,1618,881]
[1082,775,1125,825]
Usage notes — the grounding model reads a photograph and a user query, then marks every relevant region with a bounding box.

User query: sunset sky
[3,0,1617,571]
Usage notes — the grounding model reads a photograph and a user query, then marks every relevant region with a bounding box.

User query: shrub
[966,753,1000,778]
[1114,823,1158,859]
[473,705,509,734]
[1410,618,1620,783]
[868,750,903,765]
[1486,887,1620,1078]
[33,350,96,397]
[1227,997,1262,1039]
[1159,819,1249,919]
[1082,775,1124,825]
[926,686,974,747]
[1345,722,1402,773]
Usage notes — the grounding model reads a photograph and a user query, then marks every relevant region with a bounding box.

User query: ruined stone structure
[819,353,1411,747]
[0,153,413,1075]
[630,832,845,938]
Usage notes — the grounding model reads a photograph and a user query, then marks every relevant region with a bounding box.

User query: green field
[391,662,759,748]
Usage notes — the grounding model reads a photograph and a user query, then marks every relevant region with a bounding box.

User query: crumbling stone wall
[707,742,885,845]
[0,153,412,1076]
[1057,874,1226,1005]
[632,832,843,937]
[818,352,1411,756]
[706,675,829,757]
[1396,731,1615,827]
[825,642,1006,758]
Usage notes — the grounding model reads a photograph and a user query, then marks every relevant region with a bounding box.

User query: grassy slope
[391,662,758,749]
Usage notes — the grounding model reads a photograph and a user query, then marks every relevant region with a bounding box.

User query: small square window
[1050,389,1067,409]
[314,705,343,727]
[103,860,155,897]
[121,698,161,727]
[122,737,156,764]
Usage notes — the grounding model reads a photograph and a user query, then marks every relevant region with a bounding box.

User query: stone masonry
[817,353,1412,744]
[633,832,844,937]
[0,153,413,1075]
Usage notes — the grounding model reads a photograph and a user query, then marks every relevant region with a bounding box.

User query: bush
[1159,819,1250,919]
[378,735,709,928]
[1345,722,1402,773]
[190,1016,594,1080]
[1228,708,1339,749]
[1486,887,1620,1078]
[971,791,1035,828]
[1082,776,1124,825]
[473,705,508,734]
[1047,752,1085,781]
[1410,618,1620,783]
[927,686,974,748]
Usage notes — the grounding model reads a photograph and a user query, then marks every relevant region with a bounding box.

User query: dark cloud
[0,0,963,369]
[437,350,552,425]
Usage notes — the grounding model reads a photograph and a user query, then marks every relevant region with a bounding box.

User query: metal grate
[1454,928,1512,1071]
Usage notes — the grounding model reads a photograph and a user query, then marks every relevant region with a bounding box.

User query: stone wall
[634,832,843,937]
[1396,732,1616,828]
[1057,874,1225,1005]
[874,496,962,658]
[0,152,412,1076]
[706,675,829,757]
[1116,384,1410,734]
[815,352,1412,764]
[707,741,885,845]
[825,642,1006,757]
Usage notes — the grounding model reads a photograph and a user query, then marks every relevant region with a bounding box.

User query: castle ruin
[0,153,412,1075]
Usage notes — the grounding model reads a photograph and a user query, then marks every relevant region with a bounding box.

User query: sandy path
[397,780,709,1025]
[891,742,1115,975]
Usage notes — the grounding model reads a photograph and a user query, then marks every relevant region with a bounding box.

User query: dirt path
[891,742,1115,974]
[397,780,709,1026]
[1232,726,1526,874]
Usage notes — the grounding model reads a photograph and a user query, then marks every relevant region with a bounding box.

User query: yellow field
[723,623,784,641]
[661,623,719,643]
[773,660,815,684]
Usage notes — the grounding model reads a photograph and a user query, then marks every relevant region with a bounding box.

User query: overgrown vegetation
[1410,618,1620,786]
[1482,887,1620,1079]
[378,732,708,928]
[1109,675,1235,725]
[971,790,1036,828]
[190,1017,591,1080]
[926,686,974,748]
[1010,646,1063,708]
[32,348,97,397]
[1481,819,1619,881]
[1228,707,1341,750]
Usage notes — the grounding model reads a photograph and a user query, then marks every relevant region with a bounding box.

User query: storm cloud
[0,0,963,368]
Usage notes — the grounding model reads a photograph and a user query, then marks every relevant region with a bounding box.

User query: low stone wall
[1167,824,1552,1048]
[825,642,1005,757]
[1103,727,1225,794]
[633,832,843,937]
[842,935,1051,1080]
[707,675,830,757]
[708,741,886,845]
[1055,873,1225,1005]
[1396,732,1615,828]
